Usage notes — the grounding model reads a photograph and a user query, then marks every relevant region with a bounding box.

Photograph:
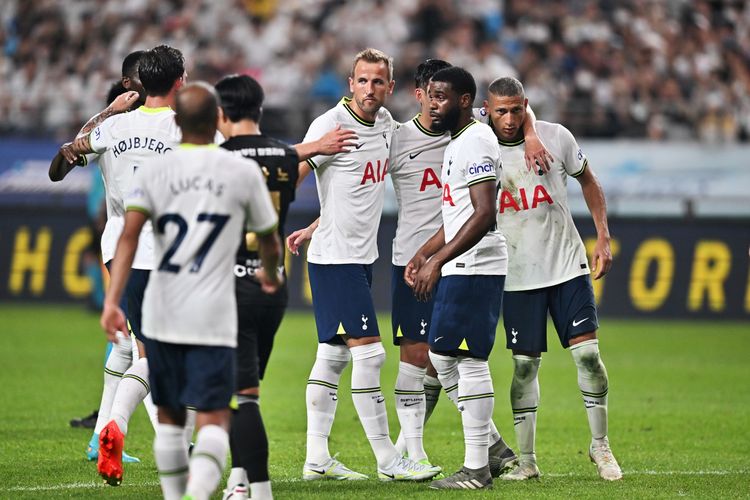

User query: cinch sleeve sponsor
[302,113,337,170]
[89,118,114,154]
[464,136,498,186]
[559,124,587,177]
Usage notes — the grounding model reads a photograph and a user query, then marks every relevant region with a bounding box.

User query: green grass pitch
[0,304,748,498]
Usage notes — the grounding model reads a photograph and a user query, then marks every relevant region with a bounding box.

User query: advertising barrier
[1,208,748,319]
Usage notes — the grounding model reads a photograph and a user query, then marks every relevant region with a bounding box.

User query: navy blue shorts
[391,265,436,345]
[429,275,504,360]
[503,274,599,352]
[144,338,235,411]
[308,263,380,343]
[105,261,150,342]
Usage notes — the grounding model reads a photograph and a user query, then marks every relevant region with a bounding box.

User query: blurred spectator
[1,0,749,141]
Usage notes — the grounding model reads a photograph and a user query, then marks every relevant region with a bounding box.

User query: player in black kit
[215,74,356,500]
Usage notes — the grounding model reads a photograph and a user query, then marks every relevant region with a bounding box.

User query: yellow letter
[688,241,731,312]
[9,226,52,296]
[63,227,93,298]
[629,238,674,311]
[584,237,620,305]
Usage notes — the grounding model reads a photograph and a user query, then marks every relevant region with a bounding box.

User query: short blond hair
[351,48,394,81]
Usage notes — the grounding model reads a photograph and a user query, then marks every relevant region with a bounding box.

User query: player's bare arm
[255,231,283,294]
[577,165,612,279]
[522,104,553,173]
[413,181,496,301]
[78,91,140,139]
[100,210,147,343]
[49,147,85,182]
[51,91,141,181]
[286,218,319,255]
[404,226,445,288]
[293,124,357,162]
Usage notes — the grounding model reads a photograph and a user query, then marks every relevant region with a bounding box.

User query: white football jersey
[389,115,449,266]
[90,106,181,269]
[495,121,590,290]
[440,120,507,276]
[303,97,396,264]
[126,145,278,347]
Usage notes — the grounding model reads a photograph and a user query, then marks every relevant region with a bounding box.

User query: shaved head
[175,82,219,138]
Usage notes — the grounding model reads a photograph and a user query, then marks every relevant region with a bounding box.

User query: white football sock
[94,337,132,434]
[306,343,350,465]
[110,356,150,436]
[226,466,248,491]
[423,374,442,422]
[457,357,494,470]
[394,361,427,461]
[183,407,196,445]
[511,355,541,462]
[429,351,459,408]
[571,339,609,440]
[154,423,189,500]
[186,424,228,500]
[350,342,398,468]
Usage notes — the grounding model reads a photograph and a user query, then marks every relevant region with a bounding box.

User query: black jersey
[221,135,299,305]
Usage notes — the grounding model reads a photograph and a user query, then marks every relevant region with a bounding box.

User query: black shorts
[502,274,599,352]
[144,338,235,412]
[105,261,150,342]
[235,298,286,390]
[391,265,436,345]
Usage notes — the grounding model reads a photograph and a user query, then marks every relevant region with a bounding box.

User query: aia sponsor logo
[499,185,553,213]
[419,167,441,191]
[442,183,455,206]
[360,158,389,184]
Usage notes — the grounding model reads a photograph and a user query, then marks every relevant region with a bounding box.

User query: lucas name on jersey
[168,174,225,198]
[107,134,174,158]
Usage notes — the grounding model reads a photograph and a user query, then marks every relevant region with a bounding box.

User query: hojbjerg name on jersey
[109,135,173,158]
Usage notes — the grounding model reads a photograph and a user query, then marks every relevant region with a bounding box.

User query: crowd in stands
[1,0,748,142]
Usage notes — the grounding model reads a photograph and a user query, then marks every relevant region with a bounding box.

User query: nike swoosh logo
[355,143,364,149]
[376,397,385,403]
[572,317,589,327]
[403,401,421,407]
[409,150,423,160]
[308,468,326,475]
[434,336,444,342]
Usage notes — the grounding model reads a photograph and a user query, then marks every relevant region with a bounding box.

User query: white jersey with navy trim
[440,120,507,276]
[303,97,396,264]
[90,106,181,269]
[495,120,590,290]
[126,145,278,347]
[389,115,449,266]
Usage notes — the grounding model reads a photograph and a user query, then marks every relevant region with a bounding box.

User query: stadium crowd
[1,0,748,142]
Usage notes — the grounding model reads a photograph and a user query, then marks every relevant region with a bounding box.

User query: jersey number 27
[156,213,230,273]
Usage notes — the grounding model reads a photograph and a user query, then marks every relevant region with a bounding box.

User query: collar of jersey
[498,137,525,147]
[451,119,476,139]
[138,105,172,114]
[412,114,444,137]
[179,143,218,149]
[340,97,375,127]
